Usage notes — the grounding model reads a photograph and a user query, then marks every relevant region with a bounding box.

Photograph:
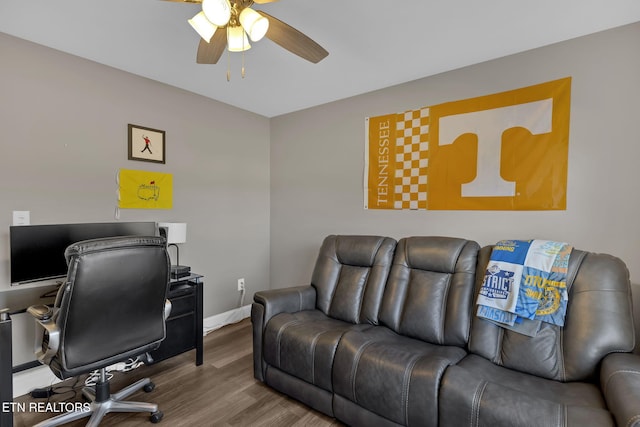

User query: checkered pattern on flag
[365,107,429,210]
[395,108,429,209]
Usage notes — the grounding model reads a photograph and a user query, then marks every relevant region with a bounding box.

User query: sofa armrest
[251,285,316,381]
[253,285,316,322]
[601,352,640,427]
[631,282,640,355]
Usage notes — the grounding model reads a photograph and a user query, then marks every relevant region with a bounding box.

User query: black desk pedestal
[149,274,203,366]
[0,310,12,427]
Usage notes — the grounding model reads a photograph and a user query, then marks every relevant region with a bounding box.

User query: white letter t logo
[438,99,553,197]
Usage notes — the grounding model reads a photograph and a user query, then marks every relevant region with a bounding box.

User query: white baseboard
[13,365,61,398]
[12,305,252,397]
[203,304,251,335]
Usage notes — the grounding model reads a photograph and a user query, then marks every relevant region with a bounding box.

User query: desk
[2,285,59,374]
[148,274,204,366]
[3,274,204,372]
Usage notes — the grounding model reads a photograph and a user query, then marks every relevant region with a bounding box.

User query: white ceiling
[1,0,639,117]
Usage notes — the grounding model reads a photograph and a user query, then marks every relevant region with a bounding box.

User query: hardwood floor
[13,318,343,427]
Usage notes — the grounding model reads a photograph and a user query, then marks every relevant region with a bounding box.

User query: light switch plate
[12,211,30,226]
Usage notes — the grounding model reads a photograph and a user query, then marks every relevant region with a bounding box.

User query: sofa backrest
[311,235,397,325]
[379,236,480,347]
[469,245,636,382]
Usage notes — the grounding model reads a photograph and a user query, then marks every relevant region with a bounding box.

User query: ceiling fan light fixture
[239,7,269,42]
[188,11,217,42]
[202,0,231,27]
[227,26,251,52]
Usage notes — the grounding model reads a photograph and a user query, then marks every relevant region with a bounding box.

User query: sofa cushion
[469,246,635,382]
[379,236,479,346]
[333,326,467,427]
[439,354,614,427]
[311,235,397,325]
[263,309,371,392]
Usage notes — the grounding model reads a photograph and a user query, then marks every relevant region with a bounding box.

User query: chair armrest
[27,305,54,321]
[27,305,60,365]
[251,285,316,381]
[601,352,640,427]
[164,299,172,320]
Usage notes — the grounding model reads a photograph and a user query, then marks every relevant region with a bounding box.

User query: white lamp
[227,26,251,52]
[202,0,231,27]
[158,222,190,278]
[188,11,218,42]
[239,7,269,42]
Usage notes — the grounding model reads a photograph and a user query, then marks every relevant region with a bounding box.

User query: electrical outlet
[237,278,245,292]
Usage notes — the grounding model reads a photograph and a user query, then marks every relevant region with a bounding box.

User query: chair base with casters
[33,368,163,427]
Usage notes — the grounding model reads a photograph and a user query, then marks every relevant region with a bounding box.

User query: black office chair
[27,236,172,426]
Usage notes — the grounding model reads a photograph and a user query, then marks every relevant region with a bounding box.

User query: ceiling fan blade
[258,11,328,63]
[196,29,227,64]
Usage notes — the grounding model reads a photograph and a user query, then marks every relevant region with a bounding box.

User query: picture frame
[128,124,166,164]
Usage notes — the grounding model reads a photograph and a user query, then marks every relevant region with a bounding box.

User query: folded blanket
[477,240,572,331]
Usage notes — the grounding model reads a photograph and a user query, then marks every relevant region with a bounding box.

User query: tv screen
[10,222,157,285]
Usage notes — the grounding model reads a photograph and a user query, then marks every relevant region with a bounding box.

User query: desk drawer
[169,294,195,318]
[151,314,195,362]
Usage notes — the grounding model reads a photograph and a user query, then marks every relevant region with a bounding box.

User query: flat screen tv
[9,221,157,286]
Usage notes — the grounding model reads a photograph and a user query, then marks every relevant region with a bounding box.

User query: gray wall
[0,33,270,320]
[270,22,640,290]
[2,22,639,362]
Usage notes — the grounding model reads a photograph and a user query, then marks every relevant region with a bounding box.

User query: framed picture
[128,124,166,164]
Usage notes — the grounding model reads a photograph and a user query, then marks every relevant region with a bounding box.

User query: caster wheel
[143,382,155,393]
[150,410,163,423]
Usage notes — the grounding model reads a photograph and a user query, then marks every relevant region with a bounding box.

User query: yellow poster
[118,169,173,209]
[364,77,571,210]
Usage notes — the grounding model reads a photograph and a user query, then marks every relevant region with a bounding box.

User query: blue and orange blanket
[476,240,572,333]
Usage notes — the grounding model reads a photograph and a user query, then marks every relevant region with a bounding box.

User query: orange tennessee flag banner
[365,77,571,210]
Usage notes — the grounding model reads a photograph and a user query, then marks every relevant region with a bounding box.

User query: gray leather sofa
[251,235,640,426]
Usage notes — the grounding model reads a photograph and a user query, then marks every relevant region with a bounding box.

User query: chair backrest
[379,236,480,347]
[51,236,170,377]
[310,235,396,325]
[469,245,636,382]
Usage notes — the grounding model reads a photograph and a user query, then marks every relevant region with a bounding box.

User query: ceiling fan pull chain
[241,27,246,78]
[242,50,246,78]
[226,27,231,82]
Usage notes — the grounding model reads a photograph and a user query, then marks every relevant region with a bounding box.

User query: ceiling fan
[165,0,329,67]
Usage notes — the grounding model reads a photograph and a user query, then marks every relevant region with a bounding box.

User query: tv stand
[148,274,203,366]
